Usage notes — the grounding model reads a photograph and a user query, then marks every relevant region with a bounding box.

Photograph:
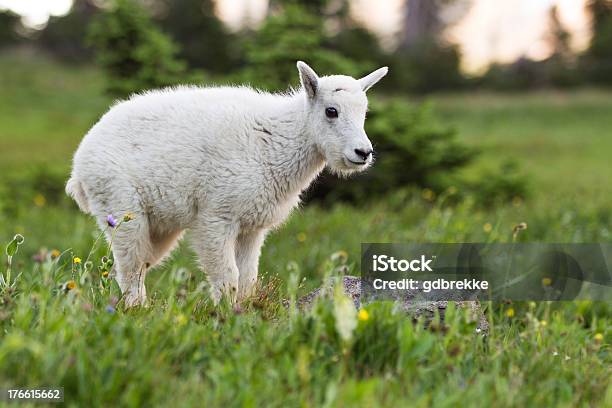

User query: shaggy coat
[66,61,388,306]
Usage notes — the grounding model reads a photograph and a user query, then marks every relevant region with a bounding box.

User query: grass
[1,199,610,407]
[0,50,110,177]
[0,52,610,407]
[430,90,612,204]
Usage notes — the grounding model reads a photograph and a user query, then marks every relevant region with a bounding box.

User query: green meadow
[0,53,610,407]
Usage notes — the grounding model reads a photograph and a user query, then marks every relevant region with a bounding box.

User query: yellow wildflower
[594,333,604,343]
[33,194,46,207]
[331,250,349,264]
[296,232,307,242]
[123,212,135,222]
[50,249,61,259]
[73,257,82,264]
[102,271,109,278]
[175,314,188,326]
[483,223,493,233]
[506,308,515,318]
[542,277,552,286]
[66,280,76,290]
[358,309,370,321]
[422,188,435,202]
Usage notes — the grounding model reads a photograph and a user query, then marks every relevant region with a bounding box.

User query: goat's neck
[259,95,326,197]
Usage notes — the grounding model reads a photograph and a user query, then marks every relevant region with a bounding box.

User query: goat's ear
[297,61,319,99]
[359,66,388,92]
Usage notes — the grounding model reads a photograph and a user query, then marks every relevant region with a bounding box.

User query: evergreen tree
[389,0,469,93]
[547,5,571,60]
[241,3,361,91]
[153,0,239,73]
[0,10,22,48]
[88,0,193,97]
[37,0,99,62]
[583,0,612,84]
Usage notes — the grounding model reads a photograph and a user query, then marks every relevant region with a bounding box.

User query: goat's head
[297,61,388,175]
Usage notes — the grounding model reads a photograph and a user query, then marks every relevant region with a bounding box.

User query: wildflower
[334,286,357,342]
[65,280,76,291]
[32,249,46,263]
[123,212,135,222]
[6,234,25,258]
[358,309,369,321]
[233,304,243,315]
[102,271,109,278]
[513,222,528,232]
[483,223,493,233]
[73,257,82,264]
[542,277,552,286]
[106,214,118,228]
[594,333,604,343]
[512,222,528,240]
[552,351,559,357]
[50,249,61,259]
[33,193,46,207]
[331,250,348,264]
[512,196,523,207]
[540,320,548,327]
[175,314,188,326]
[296,232,307,242]
[506,308,515,318]
[564,355,571,361]
[101,256,113,270]
[422,188,435,202]
[105,305,116,314]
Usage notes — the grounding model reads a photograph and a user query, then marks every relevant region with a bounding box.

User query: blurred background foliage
[0,0,571,207]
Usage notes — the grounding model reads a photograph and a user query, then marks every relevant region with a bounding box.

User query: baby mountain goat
[66,61,388,307]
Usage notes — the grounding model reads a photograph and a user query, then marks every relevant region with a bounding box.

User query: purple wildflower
[105,305,116,314]
[106,214,118,228]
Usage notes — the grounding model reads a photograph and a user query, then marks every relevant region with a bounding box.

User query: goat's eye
[325,107,338,118]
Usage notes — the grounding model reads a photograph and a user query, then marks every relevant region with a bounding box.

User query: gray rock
[296,276,489,334]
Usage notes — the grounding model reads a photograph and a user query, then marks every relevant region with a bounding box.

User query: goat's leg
[191,216,240,304]
[235,228,266,301]
[102,216,152,308]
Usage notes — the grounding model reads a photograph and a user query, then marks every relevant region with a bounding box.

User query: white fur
[66,61,388,307]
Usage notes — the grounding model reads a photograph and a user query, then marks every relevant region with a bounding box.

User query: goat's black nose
[354,148,372,161]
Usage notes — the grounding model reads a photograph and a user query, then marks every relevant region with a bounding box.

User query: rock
[296,276,489,335]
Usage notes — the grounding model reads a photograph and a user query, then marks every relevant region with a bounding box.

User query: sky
[0,0,591,73]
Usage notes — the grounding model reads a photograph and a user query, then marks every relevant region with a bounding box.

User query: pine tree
[154,0,238,73]
[0,10,22,48]
[88,0,192,97]
[240,3,360,91]
[390,0,469,93]
[547,5,571,60]
[583,0,612,84]
[38,0,99,62]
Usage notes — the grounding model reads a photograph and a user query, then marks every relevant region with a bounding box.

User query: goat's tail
[66,176,91,214]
